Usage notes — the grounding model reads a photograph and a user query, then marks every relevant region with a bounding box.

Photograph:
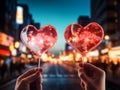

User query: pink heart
[21,25,58,56]
[64,22,104,56]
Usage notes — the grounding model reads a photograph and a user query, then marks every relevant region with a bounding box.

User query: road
[0,62,82,90]
[0,62,120,90]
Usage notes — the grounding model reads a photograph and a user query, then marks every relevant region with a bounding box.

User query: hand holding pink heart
[64,22,104,57]
[20,25,58,56]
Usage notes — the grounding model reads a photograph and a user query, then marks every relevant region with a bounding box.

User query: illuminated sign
[88,50,99,57]
[0,32,14,46]
[101,48,108,54]
[109,46,120,58]
[0,49,10,56]
[16,6,23,24]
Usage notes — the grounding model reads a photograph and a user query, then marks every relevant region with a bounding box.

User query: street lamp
[9,45,14,51]
[105,35,110,40]
[104,35,110,46]
[15,41,20,49]
[14,41,20,56]
[104,35,112,61]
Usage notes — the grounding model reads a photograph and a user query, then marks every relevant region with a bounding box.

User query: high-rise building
[0,0,40,57]
[78,16,90,26]
[91,0,120,46]
[17,4,40,40]
[0,0,17,37]
[91,0,120,35]
[0,0,17,56]
[33,23,40,29]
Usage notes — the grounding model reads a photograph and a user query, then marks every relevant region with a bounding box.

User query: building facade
[0,0,17,37]
[91,0,120,46]
[0,0,40,57]
[78,16,90,26]
[0,0,17,56]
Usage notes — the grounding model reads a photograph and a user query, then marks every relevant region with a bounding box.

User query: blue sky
[18,0,90,54]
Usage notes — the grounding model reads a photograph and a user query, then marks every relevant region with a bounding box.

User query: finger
[78,68,83,77]
[80,72,90,84]
[21,71,40,84]
[78,63,84,77]
[36,74,42,90]
[80,79,85,89]
[30,74,42,90]
[17,68,36,83]
[18,68,42,82]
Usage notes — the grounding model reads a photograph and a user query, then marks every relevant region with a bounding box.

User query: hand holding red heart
[19,22,105,90]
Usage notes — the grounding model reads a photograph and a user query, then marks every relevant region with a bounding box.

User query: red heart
[21,25,58,56]
[64,22,104,56]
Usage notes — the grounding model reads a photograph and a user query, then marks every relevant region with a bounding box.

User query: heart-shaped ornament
[64,22,104,56]
[21,25,58,56]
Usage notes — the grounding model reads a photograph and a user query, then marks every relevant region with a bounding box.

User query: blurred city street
[0,61,120,90]
[0,0,120,90]
[0,62,81,90]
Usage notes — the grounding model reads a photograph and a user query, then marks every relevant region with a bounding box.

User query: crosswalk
[42,74,78,78]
